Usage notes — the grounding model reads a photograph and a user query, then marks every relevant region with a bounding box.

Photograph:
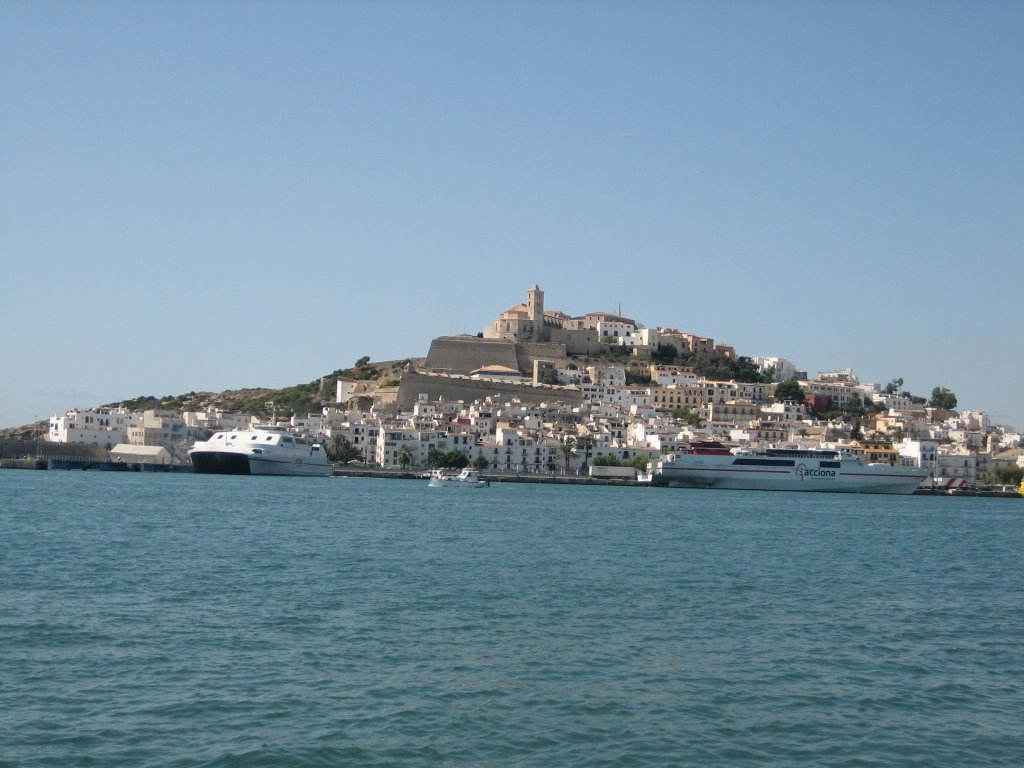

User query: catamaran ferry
[655,442,929,495]
[188,427,332,476]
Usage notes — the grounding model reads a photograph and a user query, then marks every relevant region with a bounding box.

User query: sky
[2,0,1022,430]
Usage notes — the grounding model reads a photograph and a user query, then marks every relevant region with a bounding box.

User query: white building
[935,447,978,487]
[490,427,558,472]
[182,409,254,433]
[290,414,325,436]
[897,438,939,470]
[761,401,808,422]
[818,368,860,385]
[612,326,658,348]
[586,365,627,387]
[800,380,858,411]
[753,356,797,382]
[48,408,134,449]
[109,444,172,465]
[702,380,770,406]
[650,366,700,387]
[877,393,917,411]
[596,319,638,342]
[127,410,200,460]
[336,380,359,402]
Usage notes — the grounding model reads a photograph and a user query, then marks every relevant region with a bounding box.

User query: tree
[473,454,490,471]
[884,377,904,395]
[426,448,446,468]
[846,393,865,417]
[850,420,863,441]
[626,455,651,471]
[929,387,958,410]
[652,344,679,364]
[328,435,361,463]
[539,369,560,385]
[559,436,577,474]
[774,380,805,403]
[442,450,469,469]
[575,434,595,469]
[671,407,702,426]
[994,466,1024,485]
[396,444,412,469]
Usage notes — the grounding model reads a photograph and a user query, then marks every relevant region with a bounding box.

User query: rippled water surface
[2,471,1022,767]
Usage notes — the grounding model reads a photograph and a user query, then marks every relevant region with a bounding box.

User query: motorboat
[427,467,488,488]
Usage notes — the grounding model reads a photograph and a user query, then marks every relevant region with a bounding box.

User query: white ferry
[656,442,928,495]
[427,467,489,488]
[188,427,332,476]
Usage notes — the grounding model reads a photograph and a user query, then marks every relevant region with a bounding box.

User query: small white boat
[427,467,488,488]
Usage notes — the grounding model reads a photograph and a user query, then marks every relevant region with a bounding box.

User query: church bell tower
[527,284,545,341]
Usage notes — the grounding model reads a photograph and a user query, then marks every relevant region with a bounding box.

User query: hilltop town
[7,284,1023,489]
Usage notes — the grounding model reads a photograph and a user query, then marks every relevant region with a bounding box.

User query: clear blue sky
[2,1,1022,430]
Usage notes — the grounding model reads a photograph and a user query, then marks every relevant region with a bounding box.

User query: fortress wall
[514,341,571,373]
[397,371,583,410]
[549,327,603,355]
[423,336,520,374]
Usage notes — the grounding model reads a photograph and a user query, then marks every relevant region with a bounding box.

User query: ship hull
[248,456,332,477]
[190,450,332,476]
[189,450,252,475]
[658,457,928,495]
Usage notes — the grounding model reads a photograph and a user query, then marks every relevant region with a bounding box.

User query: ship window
[251,436,258,440]
[266,436,273,441]
[821,461,841,468]
[734,458,795,467]
[283,437,293,443]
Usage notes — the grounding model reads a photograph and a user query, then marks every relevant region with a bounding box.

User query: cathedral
[484,284,551,343]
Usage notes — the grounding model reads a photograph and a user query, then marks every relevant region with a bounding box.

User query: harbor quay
[332,466,650,487]
[2,460,1020,496]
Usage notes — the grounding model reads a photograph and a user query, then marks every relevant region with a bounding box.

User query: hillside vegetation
[100,358,415,419]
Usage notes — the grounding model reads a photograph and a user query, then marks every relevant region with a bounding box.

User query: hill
[0,358,422,438]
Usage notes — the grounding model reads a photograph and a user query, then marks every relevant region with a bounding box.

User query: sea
[1,470,1022,768]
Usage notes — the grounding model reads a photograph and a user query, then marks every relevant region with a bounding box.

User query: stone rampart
[424,336,519,374]
[514,341,571,373]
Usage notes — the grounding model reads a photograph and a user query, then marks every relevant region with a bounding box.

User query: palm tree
[397,444,412,469]
[575,433,595,472]
[559,436,577,475]
[426,448,445,468]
